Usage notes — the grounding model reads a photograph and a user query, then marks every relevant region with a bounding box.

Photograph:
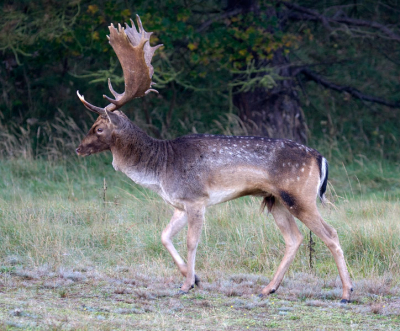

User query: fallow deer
[76,15,353,303]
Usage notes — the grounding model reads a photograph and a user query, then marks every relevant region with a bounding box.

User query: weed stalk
[103,177,107,207]
[308,230,315,271]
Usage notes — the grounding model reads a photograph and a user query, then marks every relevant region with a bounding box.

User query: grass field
[1,155,400,330]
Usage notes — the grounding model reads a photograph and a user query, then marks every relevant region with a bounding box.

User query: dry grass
[0,109,88,160]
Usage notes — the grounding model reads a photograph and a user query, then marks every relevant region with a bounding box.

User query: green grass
[1,155,400,329]
[327,160,400,201]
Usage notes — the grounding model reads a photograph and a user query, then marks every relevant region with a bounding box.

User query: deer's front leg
[180,205,205,293]
[161,209,188,276]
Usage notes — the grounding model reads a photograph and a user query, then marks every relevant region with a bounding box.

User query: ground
[1,267,399,330]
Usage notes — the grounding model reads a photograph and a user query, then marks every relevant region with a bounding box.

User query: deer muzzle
[75,146,91,156]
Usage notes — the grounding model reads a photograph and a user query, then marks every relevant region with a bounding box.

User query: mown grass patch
[0,270,399,330]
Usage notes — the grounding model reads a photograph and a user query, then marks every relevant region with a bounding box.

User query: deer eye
[97,128,103,133]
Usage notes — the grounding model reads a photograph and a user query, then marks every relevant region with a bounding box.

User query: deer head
[76,15,162,156]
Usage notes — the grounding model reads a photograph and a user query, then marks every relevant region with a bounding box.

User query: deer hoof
[177,290,189,296]
[259,288,276,298]
[194,275,201,287]
[179,284,195,290]
[340,299,349,304]
[179,275,200,289]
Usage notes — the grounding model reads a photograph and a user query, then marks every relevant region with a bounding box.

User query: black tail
[318,156,328,202]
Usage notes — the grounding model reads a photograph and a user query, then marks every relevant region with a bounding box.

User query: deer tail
[318,156,329,203]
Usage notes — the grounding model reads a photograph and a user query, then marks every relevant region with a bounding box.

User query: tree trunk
[228,0,307,143]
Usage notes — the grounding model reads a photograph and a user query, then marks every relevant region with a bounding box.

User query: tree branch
[282,1,400,43]
[333,17,400,42]
[299,68,400,108]
[282,1,333,31]
[196,8,242,33]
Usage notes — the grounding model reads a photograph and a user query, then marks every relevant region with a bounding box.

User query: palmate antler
[77,15,162,115]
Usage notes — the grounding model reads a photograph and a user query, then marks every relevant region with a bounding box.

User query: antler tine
[135,14,150,39]
[76,91,106,115]
[77,15,162,113]
[106,78,121,99]
[145,89,159,95]
[136,14,144,33]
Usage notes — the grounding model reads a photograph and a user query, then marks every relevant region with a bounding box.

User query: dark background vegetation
[1,0,399,162]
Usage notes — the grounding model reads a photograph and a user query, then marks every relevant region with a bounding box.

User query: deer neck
[110,124,166,190]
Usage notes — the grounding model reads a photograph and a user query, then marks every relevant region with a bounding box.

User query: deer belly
[206,166,272,206]
[207,189,244,206]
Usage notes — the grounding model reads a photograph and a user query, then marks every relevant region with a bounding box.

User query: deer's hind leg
[260,200,304,296]
[296,204,353,303]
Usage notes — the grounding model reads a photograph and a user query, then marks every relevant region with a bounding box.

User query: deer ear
[106,110,122,127]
